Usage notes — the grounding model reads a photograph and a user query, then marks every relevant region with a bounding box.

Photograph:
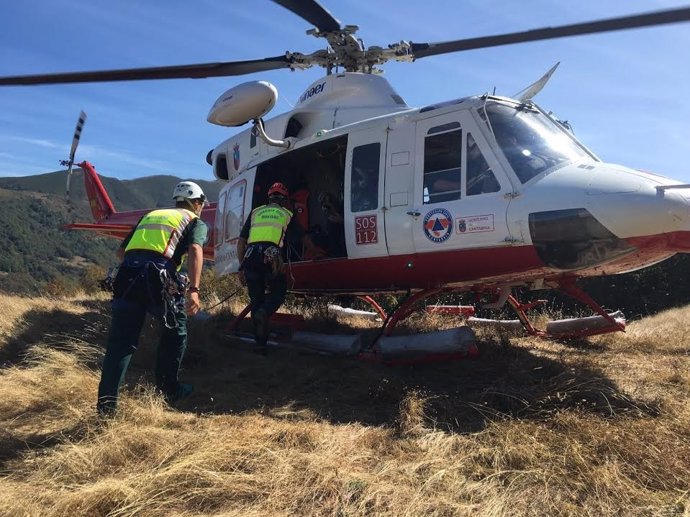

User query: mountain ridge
[0,169,222,294]
[0,168,222,213]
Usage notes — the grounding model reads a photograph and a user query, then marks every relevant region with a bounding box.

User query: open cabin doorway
[253,135,348,262]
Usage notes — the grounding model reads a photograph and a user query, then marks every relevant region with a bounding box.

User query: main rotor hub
[300,25,413,73]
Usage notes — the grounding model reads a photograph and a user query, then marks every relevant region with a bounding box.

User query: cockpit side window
[466,133,500,196]
[351,143,380,213]
[423,123,462,204]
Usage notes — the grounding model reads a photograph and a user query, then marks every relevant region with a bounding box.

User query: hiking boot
[96,402,117,418]
[167,382,194,403]
[96,396,117,418]
[253,309,270,343]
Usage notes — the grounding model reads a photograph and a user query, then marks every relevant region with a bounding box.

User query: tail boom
[79,160,116,222]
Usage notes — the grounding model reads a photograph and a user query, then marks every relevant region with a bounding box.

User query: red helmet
[268,182,289,198]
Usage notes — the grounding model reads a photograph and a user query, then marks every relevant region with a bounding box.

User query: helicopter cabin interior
[216,129,387,264]
[252,135,352,261]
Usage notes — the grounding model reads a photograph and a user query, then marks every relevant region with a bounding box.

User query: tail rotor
[60,110,87,198]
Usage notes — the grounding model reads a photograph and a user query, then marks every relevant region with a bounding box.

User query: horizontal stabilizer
[63,222,133,239]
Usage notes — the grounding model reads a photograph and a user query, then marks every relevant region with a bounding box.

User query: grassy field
[0,292,688,516]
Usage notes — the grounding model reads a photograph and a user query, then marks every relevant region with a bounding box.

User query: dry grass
[0,292,689,517]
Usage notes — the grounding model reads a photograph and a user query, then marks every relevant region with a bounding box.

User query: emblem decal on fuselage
[233,143,240,171]
[423,208,453,243]
[355,215,378,245]
[456,214,495,234]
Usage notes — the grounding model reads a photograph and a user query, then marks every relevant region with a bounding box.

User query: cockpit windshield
[484,101,595,183]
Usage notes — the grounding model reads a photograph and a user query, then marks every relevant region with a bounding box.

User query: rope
[204,287,244,312]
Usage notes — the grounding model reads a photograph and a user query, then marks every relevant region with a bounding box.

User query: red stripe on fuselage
[287,245,548,293]
[284,230,690,294]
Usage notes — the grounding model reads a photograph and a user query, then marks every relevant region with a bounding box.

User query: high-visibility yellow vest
[247,204,293,246]
[125,208,198,259]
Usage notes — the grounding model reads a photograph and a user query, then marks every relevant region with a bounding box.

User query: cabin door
[344,127,389,259]
[213,168,254,276]
[412,111,514,254]
[382,120,416,256]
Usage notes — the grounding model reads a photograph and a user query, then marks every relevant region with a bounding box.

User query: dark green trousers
[97,263,187,415]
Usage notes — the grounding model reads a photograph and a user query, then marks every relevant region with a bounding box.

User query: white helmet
[172,181,206,203]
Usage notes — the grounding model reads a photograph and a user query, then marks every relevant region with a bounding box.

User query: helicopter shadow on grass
[178,315,660,434]
[0,299,113,467]
[0,299,111,368]
[0,301,660,436]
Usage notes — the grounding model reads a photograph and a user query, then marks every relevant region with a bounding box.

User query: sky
[1,0,689,183]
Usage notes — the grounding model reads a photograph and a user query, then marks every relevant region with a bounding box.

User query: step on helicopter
[3,1,690,359]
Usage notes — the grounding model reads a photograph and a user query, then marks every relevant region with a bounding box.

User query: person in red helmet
[237,182,318,354]
[268,182,289,197]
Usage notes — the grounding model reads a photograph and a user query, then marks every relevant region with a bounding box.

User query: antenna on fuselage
[513,62,560,102]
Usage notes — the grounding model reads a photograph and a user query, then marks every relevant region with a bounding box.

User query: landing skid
[484,280,626,339]
[358,287,479,364]
[224,280,622,363]
[355,281,625,343]
[226,290,479,364]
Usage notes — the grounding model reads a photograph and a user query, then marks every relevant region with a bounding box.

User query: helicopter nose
[586,167,690,251]
[650,186,690,251]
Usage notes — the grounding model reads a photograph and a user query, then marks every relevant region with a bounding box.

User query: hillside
[0,188,118,294]
[0,170,222,295]
[0,292,688,516]
[0,168,223,211]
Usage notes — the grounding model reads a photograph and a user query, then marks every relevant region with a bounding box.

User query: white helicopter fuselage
[209,73,690,294]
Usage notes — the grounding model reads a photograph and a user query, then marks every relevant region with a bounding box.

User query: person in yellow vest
[237,182,318,354]
[96,181,208,416]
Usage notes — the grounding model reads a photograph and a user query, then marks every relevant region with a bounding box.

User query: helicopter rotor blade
[0,56,293,86]
[2,5,689,86]
[271,0,341,33]
[65,110,87,197]
[410,6,690,59]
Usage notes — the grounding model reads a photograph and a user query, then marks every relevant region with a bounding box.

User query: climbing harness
[99,265,119,292]
[159,267,189,328]
[263,245,285,276]
[113,258,189,329]
[242,243,285,277]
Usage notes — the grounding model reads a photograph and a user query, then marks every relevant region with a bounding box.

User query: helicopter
[3,0,690,347]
